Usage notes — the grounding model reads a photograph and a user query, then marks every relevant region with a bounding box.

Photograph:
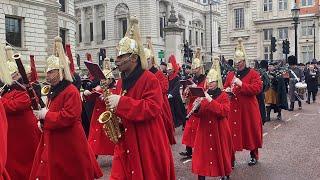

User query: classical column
[80,7,85,45]
[104,4,108,41]
[92,5,97,44]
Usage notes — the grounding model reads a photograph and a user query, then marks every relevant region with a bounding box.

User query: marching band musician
[0,43,12,180]
[192,59,233,180]
[30,36,102,179]
[84,62,116,157]
[224,38,263,166]
[167,55,186,128]
[105,16,175,179]
[305,62,319,104]
[287,55,305,111]
[2,46,40,180]
[181,48,206,159]
[145,38,176,145]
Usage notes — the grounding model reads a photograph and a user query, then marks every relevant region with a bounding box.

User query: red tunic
[192,92,233,177]
[0,100,10,180]
[224,69,263,152]
[110,71,175,180]
[29,83,103,179]
[154,70,176,145]
[2,90,40,180]
[88,97,115,155]
[182,79,205,147]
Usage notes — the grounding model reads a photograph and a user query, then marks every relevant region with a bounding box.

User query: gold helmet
[102,69,114,79]
[234,38,247,63]
[191,47,202,69]
[46,36,73,82]
[144,37,158,66]
[207,56,223,88]
[103,57,111,70]
[0,43,13,84]
[117,16,147,70]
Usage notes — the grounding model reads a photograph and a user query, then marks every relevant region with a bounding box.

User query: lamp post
[209,0,213,61]
[313,22,316,60]
[291,3,300,60]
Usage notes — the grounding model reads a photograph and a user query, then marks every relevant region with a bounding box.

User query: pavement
[97,97,320,180]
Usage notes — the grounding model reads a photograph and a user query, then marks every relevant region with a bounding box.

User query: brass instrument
[0,84,8,96]
[186,97,202,119]
[98,70,123,144]
[41,85,51,96]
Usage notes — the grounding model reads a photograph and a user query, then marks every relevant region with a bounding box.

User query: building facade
[0,0,77,72]
[220,0,319,64]
[75,0,221,67]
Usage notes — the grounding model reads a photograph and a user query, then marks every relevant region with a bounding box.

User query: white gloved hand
[234,78,243,87]
[205,92,212,102]
[168,94,173,99]
[106,94,121,109]
[83,90,92,96]
[191,83,197,88]
[224,87,232,92]
[33,108,48,120]
[99,94,105,101]
[37,121,43,133]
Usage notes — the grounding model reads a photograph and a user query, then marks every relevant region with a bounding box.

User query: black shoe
[220,176,230,180]
[306,101,310,104]
[288,108,293,111]
[248,158,257,166]
[179,151,191,157]
[277,114,282,120]
[298,107,302,110]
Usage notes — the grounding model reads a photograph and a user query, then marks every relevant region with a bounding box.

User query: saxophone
[98,79,123,144]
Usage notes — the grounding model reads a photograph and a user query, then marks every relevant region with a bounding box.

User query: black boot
[248,151,258,166]
[220,176,230,180]
[179,146,192,158]
[298,101,302,110]
[276,108,281,120]
[198,175,205,180]
[266,106,271,122]
[288,102,294,111]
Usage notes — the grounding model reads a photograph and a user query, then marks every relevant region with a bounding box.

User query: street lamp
[291,3,300,60]
[312,22,316,60]
[209,0,220,62]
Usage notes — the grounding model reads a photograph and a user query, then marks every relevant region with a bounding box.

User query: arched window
[159,1,167,38]
[115,3,129,38]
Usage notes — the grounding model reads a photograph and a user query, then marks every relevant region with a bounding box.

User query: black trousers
[198,176,205,180]
[307,90,317,102]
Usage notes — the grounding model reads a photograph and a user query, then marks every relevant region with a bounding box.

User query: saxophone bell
[41,85,51,96]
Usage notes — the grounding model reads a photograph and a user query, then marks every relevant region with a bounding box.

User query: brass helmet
[206,56,223,88]
[191,47,202,69]
[117,16,147,70]
[0,43,13,84]
[234,38,247,63]
[167,63,173,71]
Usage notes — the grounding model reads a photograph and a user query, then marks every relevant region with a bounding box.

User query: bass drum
[295,82,307,101]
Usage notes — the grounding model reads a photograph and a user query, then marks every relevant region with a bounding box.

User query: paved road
[97,99,320,180]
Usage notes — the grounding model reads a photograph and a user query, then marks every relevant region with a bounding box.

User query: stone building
[75,0,221,67]
[220,0,319,64]
[0,0,77,72]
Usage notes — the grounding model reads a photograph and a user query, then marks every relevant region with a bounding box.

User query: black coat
[168,76,186,128]
[305,70,319,92]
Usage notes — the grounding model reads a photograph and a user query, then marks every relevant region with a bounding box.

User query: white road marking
[263,132,268,137]
[294,113,300,117]
[286,118,292,122]
[300,113,318,116]
[183,159,192,164]
[273,124,281,130]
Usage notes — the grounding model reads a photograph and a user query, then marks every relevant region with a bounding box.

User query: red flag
[29,55,38,82]
[65,44,75,75]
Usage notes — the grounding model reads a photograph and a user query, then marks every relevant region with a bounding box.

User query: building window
[263,0,272,12]
[195,31,199,46]
[119,18,128,38]
[101,21,105,40]
[78,24,82,43]
[183,30,186,43]
[160,17,165,38]
[278,27,288,40]
[5,16,22,47]
[59,0,66,12]
[301,0,313,6]
[189,30,192,45]
[264,46,270,60]
[301,21,313,36]
[59,28,67,49]
[90,22,93,41]
[234,8,244,29]
[279,0,288,10]
[263,29,273,41]
[302,45,314,63]
[201,32,204,47]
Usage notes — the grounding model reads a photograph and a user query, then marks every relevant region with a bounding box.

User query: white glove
[224,87,232,92]
[168,94,173,99]
[99,94,105,101]
[234,78,243,87]
[37,121,43,133]
[205,92,212,102]
[191,83,197,88]
[106,94,121,109]
[83,90,92,96]
[33,108,48,120]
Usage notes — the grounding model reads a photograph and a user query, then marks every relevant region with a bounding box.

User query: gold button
[40,160,43,164]
[126,150,130,154]
[131,171,134,174]
[94,140,96,142]
[209,134,212,137]
[234,122,236,125]
[235,98,238,100]
[125,128,128,132]
[234,134,236,137]
[96,129,98,131]
[36,178,39,180]
[209,121,212,124]
[43,143,46,146]
[96,109,100,111]
[210,148,213,151]
[192,120,195,122]
[210,161,213,165]
[234,110,237,112]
